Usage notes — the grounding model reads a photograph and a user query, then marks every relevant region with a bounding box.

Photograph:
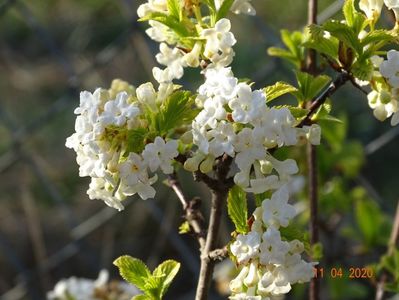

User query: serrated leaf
[295,71,331,102]
[216,0,234,20]
[113,256,151,291]
[139,12,189,37]
[152,260,181,297]
[227,185,248,234]
[343,0,366,34]
[155,90,199,136]
[264,81,298,102]
[323,20,362,54]
[351,59,373,81]
[133,295,152,300]
[178,221,190,234]
[288,107,309,118]
[361,30,395,47]
[126,128,149,154]
[167,0,181,20]
[303,37,339,61]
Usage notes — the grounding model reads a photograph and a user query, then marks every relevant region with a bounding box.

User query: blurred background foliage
[0,0,398,299]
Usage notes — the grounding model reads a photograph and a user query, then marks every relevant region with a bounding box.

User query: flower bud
[244,262,260,287]
[199,155,215,173]
[229,265,249,293]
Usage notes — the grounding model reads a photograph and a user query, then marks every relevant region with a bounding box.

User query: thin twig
[208,246,229,262]
[167,173,206,250]
[375,201,399,300]
[297,70,350,128]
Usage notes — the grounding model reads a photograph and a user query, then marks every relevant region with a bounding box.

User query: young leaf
[355,198,382,247]
[264,81,298,102]
[295,71,331,102]
[152,260,181,297]
[139,12,190,37]
[167,0,181,20]
[113,256,151,291]
[227,185,248,234]
[351,59,373,81]
[323,20,362,55]
[342,0,366,34]
[155,91,198,136]
[178,221,190,234]
[133,295,152,300]
[126,128,149,154]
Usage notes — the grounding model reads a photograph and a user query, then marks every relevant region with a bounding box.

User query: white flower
[136,82,158,110]
[384,0,399,20]
[380,50,399,88]
[208,121,236,157]
[262,186,296,228]
[367,90,398,122]
[228,83,266,124]
[257,267,291,296]
[301,124,321,145]
[231,0,256,15]
[137,0,167,18]
[201,19,237,64]
[153,43,185,83]
[145,21,176,44]
[99,92,140,127]
[198,67,238,99]
[183,42,202,67]
[359,0,384,20]
[243,261,260,287]
[259,226,289,265]
[229,265,249,293]
[195,96,228,128]
[230,231,261,264]
[142,137,179,174]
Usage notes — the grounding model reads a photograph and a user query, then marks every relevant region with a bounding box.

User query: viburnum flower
[99,92,140,127]
[259,226,290,265]
[153,43,185,83]
[257,267,291,296]
[380,50,399,88]
[367,89,398,122]
[200,19,237,65]
[230,231,261,264]
[359,0,384,20]
[229,265,249,293]
[142,137,179,174]
[198,67,238,100]
[262,186,296,228]
[137,0,167,18]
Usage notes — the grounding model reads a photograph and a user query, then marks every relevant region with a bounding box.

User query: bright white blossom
[359,0,384,20]
[380,50,399,88]
[230,231,261,263]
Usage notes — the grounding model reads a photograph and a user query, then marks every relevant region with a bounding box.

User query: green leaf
[323,20,362,54]
[152,260,181,297]
[361,29,395,47]
[264,81,298,102]
[295,71,331,102]
[155,90,199,136]
[133,295,152,300]
[113,256,151,291]
[351,58,373,81]
[288,107,309,119]
[216,0,234,20]
[268,30,304,68]
[227,185,248,234]
[167,0,181,20]
[126,128,149,154]
[139,12,190,37]
[355,197,382,246]
[343,0,366,34]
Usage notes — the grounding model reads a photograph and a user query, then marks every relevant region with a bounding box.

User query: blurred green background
[0,0,398,299]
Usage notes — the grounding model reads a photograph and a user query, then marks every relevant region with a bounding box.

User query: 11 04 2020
[313,267,375,279]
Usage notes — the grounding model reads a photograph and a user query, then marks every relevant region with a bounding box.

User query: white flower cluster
[186,65,321,194]
[229,186,315,299]
[364,51,399,126]
[66,80,179,210]
[47,270,139,300]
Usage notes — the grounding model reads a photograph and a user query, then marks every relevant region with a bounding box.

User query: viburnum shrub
[64,0,399,299]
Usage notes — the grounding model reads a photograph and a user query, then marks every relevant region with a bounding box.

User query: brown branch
[375,201,399,300]
[167,173,206,250]
[195,155,232,300]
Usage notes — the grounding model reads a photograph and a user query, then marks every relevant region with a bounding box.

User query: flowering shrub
[64,0,399,299]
